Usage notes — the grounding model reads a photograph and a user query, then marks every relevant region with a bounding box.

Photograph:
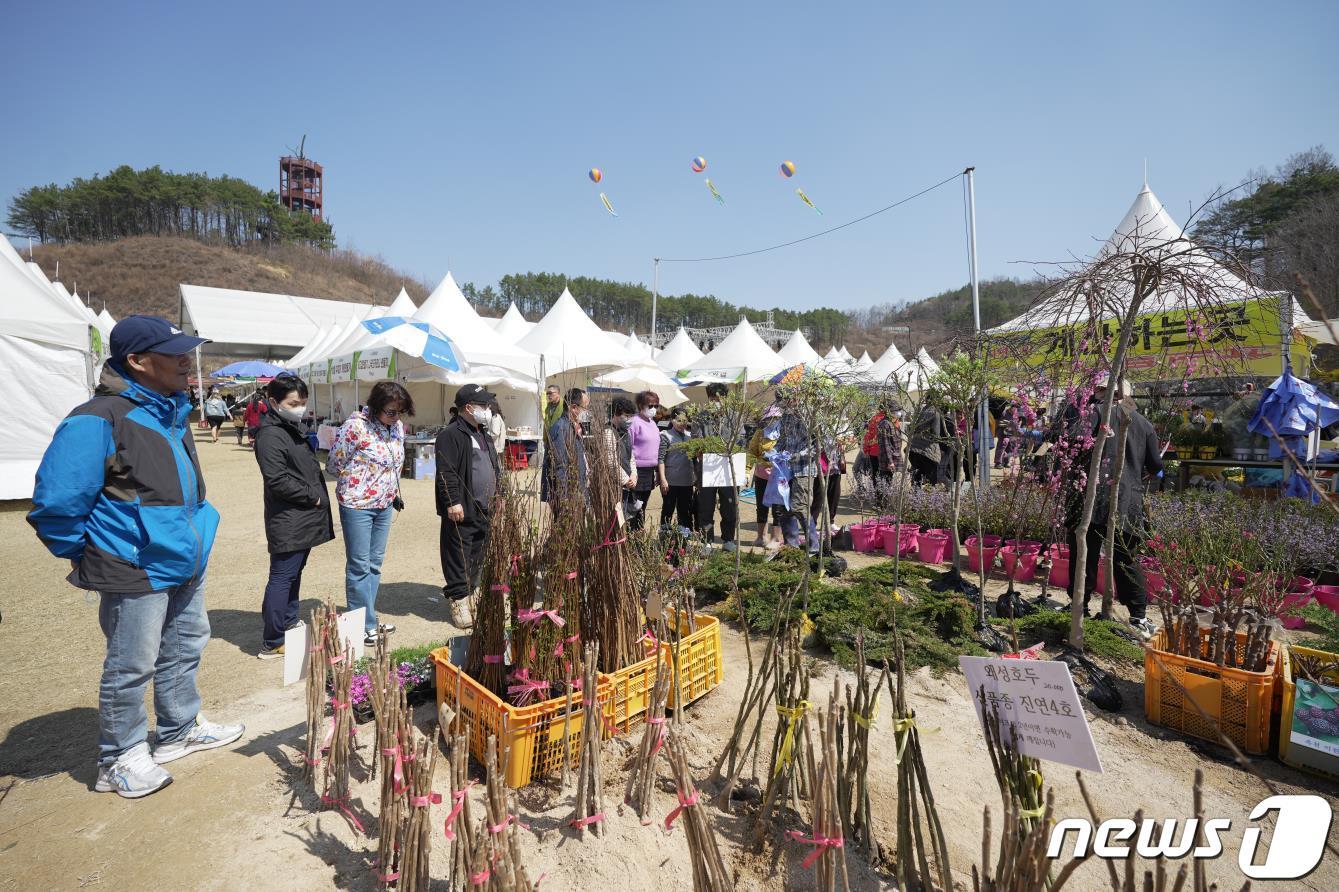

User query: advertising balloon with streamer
[705,179,726,205]
[796,188,823,215]
[779,160,796,178]
[588,167,616,216]
[588,168,602,183]
[691,156,707,173]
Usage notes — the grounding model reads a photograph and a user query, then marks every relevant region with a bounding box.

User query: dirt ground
[2,432,1338,891]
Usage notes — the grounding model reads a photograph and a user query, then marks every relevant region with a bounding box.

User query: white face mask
[641,407,656,420]
[275,403,306,424]
[472,406,492,425]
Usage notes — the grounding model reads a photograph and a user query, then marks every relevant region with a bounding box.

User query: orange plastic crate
[1278,644,1339,781]
[431,647,613,788]
[661,612,725,709]
[604,648,665,737]
[1144,629,1277,755]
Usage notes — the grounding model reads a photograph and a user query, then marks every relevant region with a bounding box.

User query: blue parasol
[212,359,287,379]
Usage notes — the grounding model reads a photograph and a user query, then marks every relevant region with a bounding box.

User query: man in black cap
[435,383,501,628]
[28,315,244,799]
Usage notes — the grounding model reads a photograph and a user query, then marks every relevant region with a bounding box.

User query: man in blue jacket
[28,315,244,799]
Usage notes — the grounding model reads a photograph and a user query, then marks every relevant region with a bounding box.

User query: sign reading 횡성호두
[959,656,1103,773]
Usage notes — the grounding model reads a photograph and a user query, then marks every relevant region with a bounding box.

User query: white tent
[866,342,909,382]
[776,329,822,366]
[518,287,632,376]
[681,318,786,381]
[493,302,534,344]
[656,326,704,373]
[179,283,381,358]
[915,347,941,376]
[838,346,854,362]
[98,308,116,333]
[623,331,654,360]
[593,362,689,406]
[0,239,95,499]
[855,350,874,370]
[410,273,540,384]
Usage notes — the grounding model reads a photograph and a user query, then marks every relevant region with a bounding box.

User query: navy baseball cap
[454,383,496,407]
[110,315,210,362]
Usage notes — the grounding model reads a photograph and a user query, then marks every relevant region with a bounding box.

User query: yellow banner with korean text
[986,297,1312,382]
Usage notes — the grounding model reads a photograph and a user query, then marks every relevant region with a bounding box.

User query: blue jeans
[262,549,309,649]
[97,575,211,765]
[340,504,393,633]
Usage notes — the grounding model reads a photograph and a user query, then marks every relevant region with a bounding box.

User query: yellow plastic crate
[1278,644,1339,781]
[603,648,663,737]
[662,612,725,709]
[431,647,612,788]
[1144,629,1277,755]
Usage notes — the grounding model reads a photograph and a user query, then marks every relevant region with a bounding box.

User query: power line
[656,170,964,264]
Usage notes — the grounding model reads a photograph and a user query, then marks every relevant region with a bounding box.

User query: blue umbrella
[212,359,287,378]
[362,316,462,372]
[1248,372,1339,451]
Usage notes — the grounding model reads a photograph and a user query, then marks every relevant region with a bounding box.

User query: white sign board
[281,608,366,686]
[701,452,747,488]
[959,656,1103,773]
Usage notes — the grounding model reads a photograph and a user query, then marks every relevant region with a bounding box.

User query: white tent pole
[194,346,205,420]
[965,167,990,490]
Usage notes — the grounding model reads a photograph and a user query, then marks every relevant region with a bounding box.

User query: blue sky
[4,0,1337,315]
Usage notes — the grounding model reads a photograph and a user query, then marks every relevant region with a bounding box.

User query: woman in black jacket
[254,375,334,659]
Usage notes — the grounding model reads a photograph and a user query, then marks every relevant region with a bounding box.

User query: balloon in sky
[589,167,602,183]
[779,160,796,178]
[600,192,618,217]
[691,156,707,173]
[796,188,822,215]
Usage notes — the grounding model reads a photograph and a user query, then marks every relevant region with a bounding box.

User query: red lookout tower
[279,136,323,220]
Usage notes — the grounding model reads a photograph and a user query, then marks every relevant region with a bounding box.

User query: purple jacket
[628,414,660,468]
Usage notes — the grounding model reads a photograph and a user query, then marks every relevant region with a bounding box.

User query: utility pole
[965,167,990,489]
[649,258,660,349]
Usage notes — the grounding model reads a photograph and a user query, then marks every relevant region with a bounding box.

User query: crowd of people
[22,312,1176,800]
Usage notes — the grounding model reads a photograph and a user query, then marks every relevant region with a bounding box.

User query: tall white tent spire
[518,287,632,375]
[683,318,785,380]
[656,326,705,374]
[413,272,538,379]
[776,329,821,366]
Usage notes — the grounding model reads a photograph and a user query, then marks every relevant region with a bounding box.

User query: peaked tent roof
[0,238,92,350]
[518,288,632,375]
[777,329,822,366]
[656,326,704,373]
[867,342,909,382]
[623,330,654,360]
[493,302,534,343]
[682,318,786,380]
[988,183,1265,334]
[838,346,854,362]
[916,347,942,376]
[855,350,874,369]
[413,273,539,380]
[315,288,418,362]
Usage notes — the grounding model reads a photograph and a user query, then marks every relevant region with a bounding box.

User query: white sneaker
[449,598,474,629]
[1129,617,1157,641]
[151,716,245,765]
[95,742,172,799]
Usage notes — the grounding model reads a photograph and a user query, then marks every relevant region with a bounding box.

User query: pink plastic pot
[1279,591,1312,629]
[881,523,920,557]
[850,522,882,553]
[1094,557,1118,597]
[965,535,1002,573]
[1047,544,1070,588]
[1314,585,1339,613]
[1005,539,1043,554]
[1000,545,1039,583]
[916,529,950,563]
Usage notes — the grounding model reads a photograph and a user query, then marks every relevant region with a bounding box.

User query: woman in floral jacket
[328,381,414,645]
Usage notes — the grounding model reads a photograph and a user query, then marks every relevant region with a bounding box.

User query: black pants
[753,474,781,526]
[663,484,695,530]
[1065,525,1147,620]
[630,467,658,532]
[696,486,737,543]
[816,473,841,521]
[441,515,490,601]
[909,453,939,487]
[262,548,309,649]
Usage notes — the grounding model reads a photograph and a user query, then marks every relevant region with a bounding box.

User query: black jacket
[254,410,335,554]
[1065,403,1164,532]
[435,415,499,521]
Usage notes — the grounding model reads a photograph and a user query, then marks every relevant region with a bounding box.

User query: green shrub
[994,611,1143,664]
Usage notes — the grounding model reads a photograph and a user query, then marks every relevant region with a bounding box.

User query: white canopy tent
[855,350,874,370]
[866,342,909,383]
[0,239,95,499]
[681,318,786,381]
[915,347,942,377]
[518,287,632,377]
[656,326,704,373]
[179,283,380,358]
[838,346,854,362]
[776,329,822,366]
[493,302,534,344]
[623,331,654,361]
[593,362,689,406]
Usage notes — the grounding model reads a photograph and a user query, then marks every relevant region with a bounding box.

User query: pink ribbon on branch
[570,813,604,829]
[517,608,565,628]
[664,790,699,830]
[786,830,845,868]
[442,782,476,841]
